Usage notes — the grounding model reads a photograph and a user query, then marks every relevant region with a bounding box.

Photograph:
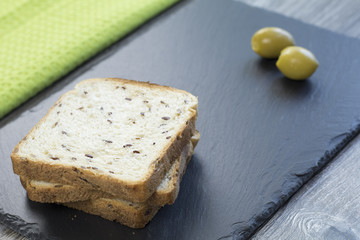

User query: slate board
[1,0,360,239]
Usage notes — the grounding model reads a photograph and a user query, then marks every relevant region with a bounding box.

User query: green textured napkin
[0,0,178,119]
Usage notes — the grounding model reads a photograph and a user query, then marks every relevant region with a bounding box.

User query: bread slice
[20,177,113,202]
[11,78,198,202]
[62,136,196,229]
[64,198,161,229]
[20,131,199,205]
[23,133,200,229]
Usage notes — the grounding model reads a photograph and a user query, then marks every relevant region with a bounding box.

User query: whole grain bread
[11,78,198,202]
[64,198,161,229]
[20,131,199,205]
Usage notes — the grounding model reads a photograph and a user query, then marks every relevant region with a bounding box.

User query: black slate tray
[1,0,360,239]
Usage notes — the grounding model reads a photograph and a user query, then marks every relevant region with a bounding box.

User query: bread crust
[21,132,199,229]
[11,78,198,202]
[63,198,161,229]
[20,131,199,205]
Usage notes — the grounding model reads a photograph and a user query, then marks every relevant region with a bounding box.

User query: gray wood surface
[239,0,360,39]
[1,0,360,239]
[238,0,360,239]
[252,133,360,239]
[0,225,25,240]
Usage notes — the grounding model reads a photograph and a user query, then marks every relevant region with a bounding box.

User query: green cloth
[0,0,178,119]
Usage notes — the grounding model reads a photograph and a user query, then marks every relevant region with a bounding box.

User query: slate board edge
[0,208,44,240]
[217,2,360,239]
[227,125,360,240]
[0,2,187,240]
[241,1,360,44]
[1,1,360,239]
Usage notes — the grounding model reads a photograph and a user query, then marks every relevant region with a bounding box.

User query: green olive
[276,46,319,80]
[251,27,295,58]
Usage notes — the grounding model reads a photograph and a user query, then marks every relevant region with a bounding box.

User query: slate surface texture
[1,0,360,239]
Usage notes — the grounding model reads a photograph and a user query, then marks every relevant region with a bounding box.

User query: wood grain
[2,0,360,239]
[252,135,360,239]
[237,0,360,239]
[239,0,360,38]
[0,225,25,240]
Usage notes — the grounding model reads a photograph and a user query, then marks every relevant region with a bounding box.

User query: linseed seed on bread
[21,132,199,205]
[64,198,161,229]
[11,78,198,202]
[21,132,199,228]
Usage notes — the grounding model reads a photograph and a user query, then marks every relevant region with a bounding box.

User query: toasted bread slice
[12,78,198,202]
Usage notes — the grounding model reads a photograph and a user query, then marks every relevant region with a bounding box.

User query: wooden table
[1,0,360,239]
[241,0,360,239]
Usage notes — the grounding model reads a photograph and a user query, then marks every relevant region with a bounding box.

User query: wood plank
[2,0,360,239]
[252,135,360,239]
[235,0,360,239]
[238,0,360,38]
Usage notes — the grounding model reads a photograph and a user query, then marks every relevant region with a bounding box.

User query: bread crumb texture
[17,79,198,183]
